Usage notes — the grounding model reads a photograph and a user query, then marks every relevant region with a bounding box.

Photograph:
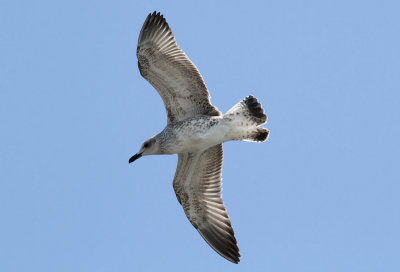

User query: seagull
[129,11,269,264]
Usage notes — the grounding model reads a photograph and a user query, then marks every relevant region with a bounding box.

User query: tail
[224,95,269,142]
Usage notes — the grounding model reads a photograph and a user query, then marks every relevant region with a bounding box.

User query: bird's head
[129,136,159,163]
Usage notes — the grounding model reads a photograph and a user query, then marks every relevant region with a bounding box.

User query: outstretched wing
[137,11,221,123]
[173,144,240,263]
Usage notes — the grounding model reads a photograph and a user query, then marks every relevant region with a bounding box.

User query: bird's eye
[144,142,149,148]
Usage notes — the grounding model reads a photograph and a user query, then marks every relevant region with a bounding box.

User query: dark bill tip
[129,153,142,163]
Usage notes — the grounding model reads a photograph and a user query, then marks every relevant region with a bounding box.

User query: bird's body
[130,11,269,264]
[156,109,267,154]
[157,116,230,154]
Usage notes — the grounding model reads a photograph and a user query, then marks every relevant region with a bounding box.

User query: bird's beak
[129,152,143,163]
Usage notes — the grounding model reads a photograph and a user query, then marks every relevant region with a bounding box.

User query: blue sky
[1,0,399,271]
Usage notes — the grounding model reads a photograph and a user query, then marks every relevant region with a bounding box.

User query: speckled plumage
[131,11,269,264]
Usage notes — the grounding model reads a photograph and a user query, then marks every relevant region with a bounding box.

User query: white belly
[170,116,230,153]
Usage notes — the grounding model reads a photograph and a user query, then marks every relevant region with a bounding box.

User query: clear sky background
[1,0,399,271]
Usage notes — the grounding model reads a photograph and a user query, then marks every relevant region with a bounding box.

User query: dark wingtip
[196,226,241,264]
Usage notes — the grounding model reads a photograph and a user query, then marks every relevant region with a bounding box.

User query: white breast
[172,116,230,153]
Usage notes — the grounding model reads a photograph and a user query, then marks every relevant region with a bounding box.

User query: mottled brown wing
[173,144,240,263]
[137,12,221,123]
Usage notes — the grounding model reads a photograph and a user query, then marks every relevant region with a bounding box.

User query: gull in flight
[129,11,269,263]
